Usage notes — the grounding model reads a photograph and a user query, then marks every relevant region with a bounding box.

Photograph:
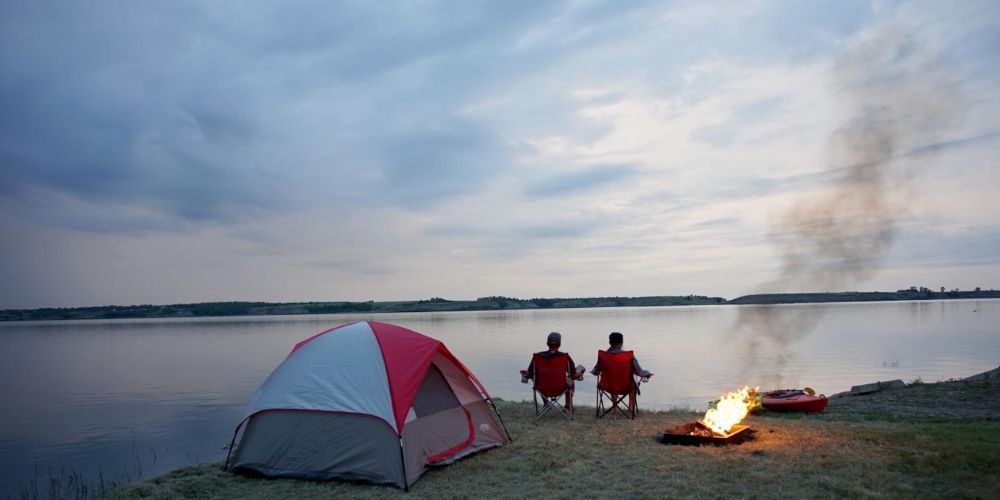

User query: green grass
[108,400,1000,499]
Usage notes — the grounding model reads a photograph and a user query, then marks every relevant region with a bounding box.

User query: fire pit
[659,420,753,446]
[659,386,758,446]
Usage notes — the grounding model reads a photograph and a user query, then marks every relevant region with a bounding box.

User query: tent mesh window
[412,364,461,417]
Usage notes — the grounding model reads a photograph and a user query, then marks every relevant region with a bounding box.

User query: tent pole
[222,423,242,471]
[399,438,409,492]
[487,399,513,443]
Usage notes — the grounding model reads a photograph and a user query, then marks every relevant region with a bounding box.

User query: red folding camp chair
[531,352,573,420]
[595,350,639,419]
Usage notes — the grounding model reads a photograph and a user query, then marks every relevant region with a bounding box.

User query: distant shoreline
[2,289,998,322]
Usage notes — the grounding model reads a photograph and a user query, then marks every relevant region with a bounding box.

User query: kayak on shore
[761,389,829,413]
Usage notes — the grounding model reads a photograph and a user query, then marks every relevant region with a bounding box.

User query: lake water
[1,299,998,495]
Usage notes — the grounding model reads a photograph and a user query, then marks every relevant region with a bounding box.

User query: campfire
[660,386,759,445]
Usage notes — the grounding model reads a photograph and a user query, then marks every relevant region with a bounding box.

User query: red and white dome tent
[225,321,511,490]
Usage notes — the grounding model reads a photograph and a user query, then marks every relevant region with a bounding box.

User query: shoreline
[3,290,998,322]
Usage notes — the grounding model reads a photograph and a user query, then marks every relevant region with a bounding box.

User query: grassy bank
[110,379,1000,499]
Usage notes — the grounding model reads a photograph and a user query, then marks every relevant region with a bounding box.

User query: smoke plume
[734,26,965,388]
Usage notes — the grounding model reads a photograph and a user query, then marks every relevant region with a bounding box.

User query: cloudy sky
[1,0,998,309]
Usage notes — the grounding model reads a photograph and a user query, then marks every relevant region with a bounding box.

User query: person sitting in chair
[522,332,585,412]
[591,332,653,412]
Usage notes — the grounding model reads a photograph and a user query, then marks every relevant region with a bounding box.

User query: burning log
[659,386,758,446]
[659,420,753,446]
[703,386,758,434]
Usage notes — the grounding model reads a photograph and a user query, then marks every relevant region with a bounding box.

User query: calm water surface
[1,300,998,495]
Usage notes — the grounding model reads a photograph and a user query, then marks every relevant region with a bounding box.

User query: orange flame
[702,386,758,435]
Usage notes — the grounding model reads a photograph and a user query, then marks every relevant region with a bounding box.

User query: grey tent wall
[229,410,406,488]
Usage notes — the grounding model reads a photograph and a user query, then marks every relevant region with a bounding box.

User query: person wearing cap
[591,331,653,410]
[523,332,586,411]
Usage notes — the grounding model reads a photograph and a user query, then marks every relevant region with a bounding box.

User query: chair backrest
[596,350,635,395]
[532,352,570,397]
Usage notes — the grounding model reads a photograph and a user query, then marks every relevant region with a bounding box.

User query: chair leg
[533,390,539,419]
[597,391,634,419]
[536,393,572,421]
[613,394,627,418]
[596,391,614,419]
[537,394,554,420]
[630,387,638,419]
[557,399,572,419]
[536,398,550,420]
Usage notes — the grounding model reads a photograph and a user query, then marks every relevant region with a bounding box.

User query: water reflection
[0,299,997,495]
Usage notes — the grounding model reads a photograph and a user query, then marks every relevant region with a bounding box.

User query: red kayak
[761,389,828,413]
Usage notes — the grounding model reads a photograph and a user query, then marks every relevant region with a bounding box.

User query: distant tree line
[5,289,994,321]
[1,295,727,321]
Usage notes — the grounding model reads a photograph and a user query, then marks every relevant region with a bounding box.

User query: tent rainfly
[225,320,511,489]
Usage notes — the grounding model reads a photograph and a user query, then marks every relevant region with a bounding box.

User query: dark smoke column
[734,26,965,388]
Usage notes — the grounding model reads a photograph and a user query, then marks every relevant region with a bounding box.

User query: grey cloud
[0,0,880,233]
[640,0,874,100]
[426,219,596,242]
[0,1,665,233]
[1,2,992,236]
[524,164,639,198]
[2,1,999,309]
[423,217,606,260]
[729,129,1000,201]
[313,259,389,276]
[691,95,788,147]
[0,196,190,235]
[371,122,514,208]
[676,128,1000,207]
[0,5,294,226]
[705,0,872,63]
[719,129,1000,202]
[423,224,488,239]
[513,222,594,240]
[576,91,628,107]
[889,224,1000,268]
[902,130,1000,163]
[684,217,741,231]
[710,169,838,200]
[632,168,831,213]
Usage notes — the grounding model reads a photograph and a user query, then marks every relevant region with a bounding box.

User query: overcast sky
[1,0,998,309]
